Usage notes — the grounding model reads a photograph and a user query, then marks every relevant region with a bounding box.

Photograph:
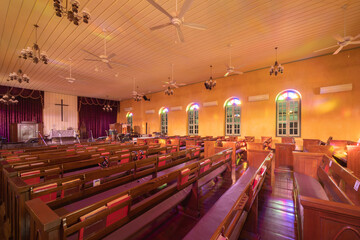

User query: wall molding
[320,83,352,94]
[248,94,269,102]
[203,101,218,107]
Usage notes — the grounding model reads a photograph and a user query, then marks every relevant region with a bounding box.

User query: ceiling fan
[162,64,185,88]
[59,59,76,83]
[224,45,243,77]
[82,30,128,69]
[314,5,360,55]
[132,78,150,101]
[147,0,206,42]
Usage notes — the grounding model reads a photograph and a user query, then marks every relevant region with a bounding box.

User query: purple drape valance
[78,97,119,138]
[0,86,44,141]
[78,96,119,112]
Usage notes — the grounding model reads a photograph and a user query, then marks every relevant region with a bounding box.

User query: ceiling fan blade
[173,85,179,88]
[333,46,343,55]
[353,33,360,40]
[150,22,172,31]
[233,71,243,75]
[224,72,230,77]
[162,85,168,87]
[314,45,338,52]
[175,25,184,43]
[183,22,207,30]
[177,83,186,86]
[349,41,360,44]
[82,49,101,59]
[147,0,173,19]
[107,53,116,59]
[163,81,170,84]
[84,58,101,62]
[333,34,344,42]
[111,61,129,67]
[178,0,194,19]
[107,63,113,69]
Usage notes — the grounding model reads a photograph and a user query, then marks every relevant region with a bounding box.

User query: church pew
[184,151,273,240]
[221,141,246,166]
[247,142,264,150]
[302,139,322,152]
[281,136,295,144]
[293,152,360,240]
[346,145,360,178]
[275,143,295,169]
[244,136,255,142]
[1,142,133,162]
[5,148,198,240]
[25,148,232,240]
[306,145,334,157]
[0,141,120,158]
[0,144,155,206]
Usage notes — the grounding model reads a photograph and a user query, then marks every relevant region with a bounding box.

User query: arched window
[224,98,241,136]
[126,112,133,129]
[159,107,168,134]
[276,90,301,137]
[187,103,199,136]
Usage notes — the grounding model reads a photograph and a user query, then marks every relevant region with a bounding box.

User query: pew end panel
[301,196,360,240]
[347,145,360,178]
[275,143,295,169]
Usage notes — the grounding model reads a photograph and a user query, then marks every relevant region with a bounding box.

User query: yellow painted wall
[118,48,360,141]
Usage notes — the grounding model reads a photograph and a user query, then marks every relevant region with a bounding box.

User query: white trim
[248,94,269,102]
[320,84,352,94]
[203,101,218,107]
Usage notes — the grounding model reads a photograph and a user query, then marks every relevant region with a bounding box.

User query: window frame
[276,90,301,137]
[187,104,199,136]
[126,112,133,130]
[159,108,168,135]
[224,98,241,136]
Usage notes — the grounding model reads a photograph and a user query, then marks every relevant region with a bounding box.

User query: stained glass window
[224,98,241,136]
[159,107,168,134]
[187,103,199,135]
[276,90,301,137]
[126,112,133,129]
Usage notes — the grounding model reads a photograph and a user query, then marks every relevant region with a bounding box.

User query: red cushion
[101,152,110,156]
[200,159,211,174]
[106,194,130,226]
[180,168,190,186]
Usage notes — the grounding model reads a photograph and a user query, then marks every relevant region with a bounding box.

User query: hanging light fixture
[164,86,174,96]
[19,24,49,64]
[53,0,91,25]
[204,65,216,90]
[0,93,19,105]
[102,104,113,112]
[269,47,284,76]
[7,69,30,84]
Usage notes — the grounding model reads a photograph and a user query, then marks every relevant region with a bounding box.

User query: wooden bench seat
[184,166,257,240]
[4,148,192,240]
[293,172,328,200]
[293,152,360,240]
[102,183,193,240]
[25,149,233,240]
[59,158,200,214]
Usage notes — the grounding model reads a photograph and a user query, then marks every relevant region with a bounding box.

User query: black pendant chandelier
[204,65,216,90]
[269,47,284,76]
[19,24,49,65]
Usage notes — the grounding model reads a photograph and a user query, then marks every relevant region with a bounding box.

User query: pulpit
[10,122,43,142]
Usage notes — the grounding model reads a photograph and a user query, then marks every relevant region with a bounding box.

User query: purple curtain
[78,97,119,138]
[0,86,44,141]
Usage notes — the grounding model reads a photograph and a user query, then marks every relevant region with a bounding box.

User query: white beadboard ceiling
[0,0,360,100]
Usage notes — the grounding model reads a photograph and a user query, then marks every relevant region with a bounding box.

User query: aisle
[257,168,297,240]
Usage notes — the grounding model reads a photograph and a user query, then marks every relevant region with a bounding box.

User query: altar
[49,129,76,139]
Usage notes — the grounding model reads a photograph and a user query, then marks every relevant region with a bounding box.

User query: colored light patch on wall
[314,99,338,114]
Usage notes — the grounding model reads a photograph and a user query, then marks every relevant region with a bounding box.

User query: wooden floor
[257,167,297,240]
